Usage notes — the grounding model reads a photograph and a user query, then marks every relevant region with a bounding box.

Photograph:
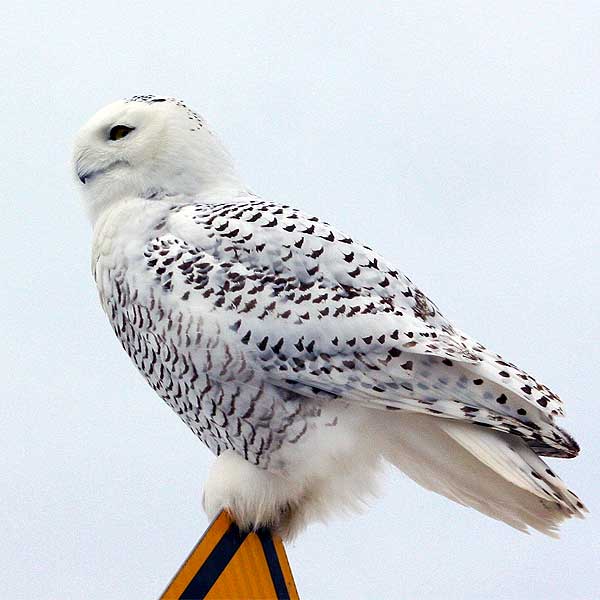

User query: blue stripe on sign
[180,522,249,599]
[257,528,291,600]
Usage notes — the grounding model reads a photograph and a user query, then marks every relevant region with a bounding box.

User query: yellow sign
[161,511,299,599]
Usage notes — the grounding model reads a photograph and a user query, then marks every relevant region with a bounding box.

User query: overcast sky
[2,2,599,599]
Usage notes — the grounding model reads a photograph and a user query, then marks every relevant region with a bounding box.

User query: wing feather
[143,198,577,458]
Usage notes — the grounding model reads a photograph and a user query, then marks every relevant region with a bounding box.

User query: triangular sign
[161,511,299,599]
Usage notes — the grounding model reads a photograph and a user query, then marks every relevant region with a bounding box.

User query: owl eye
[109,125,135,141]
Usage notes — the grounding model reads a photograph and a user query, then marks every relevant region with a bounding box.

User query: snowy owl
[74,95,586,538]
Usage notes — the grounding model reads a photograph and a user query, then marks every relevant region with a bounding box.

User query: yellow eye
[109,125,135,141]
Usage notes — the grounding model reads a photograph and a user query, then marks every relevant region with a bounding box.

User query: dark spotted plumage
[94,197,578,467]
[79,94,585,535]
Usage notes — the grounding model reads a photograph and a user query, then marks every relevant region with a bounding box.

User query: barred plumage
[76,95,586,537]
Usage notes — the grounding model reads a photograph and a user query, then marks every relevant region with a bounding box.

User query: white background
[2,2,599,598]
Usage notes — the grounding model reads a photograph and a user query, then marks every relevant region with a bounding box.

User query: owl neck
[84,171,249,226]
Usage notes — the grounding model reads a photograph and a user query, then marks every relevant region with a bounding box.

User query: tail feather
[382,414,586,537]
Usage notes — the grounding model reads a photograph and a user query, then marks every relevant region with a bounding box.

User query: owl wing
[146,198,577,459]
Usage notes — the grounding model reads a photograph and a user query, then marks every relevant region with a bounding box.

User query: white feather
[381,414,585,537]
[75,96,586,539]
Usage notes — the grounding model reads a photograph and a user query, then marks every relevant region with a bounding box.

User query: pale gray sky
[2,2,599,599]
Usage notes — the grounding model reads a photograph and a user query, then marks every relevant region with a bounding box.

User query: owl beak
[76,159,129,184]
[75,160,98,185]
